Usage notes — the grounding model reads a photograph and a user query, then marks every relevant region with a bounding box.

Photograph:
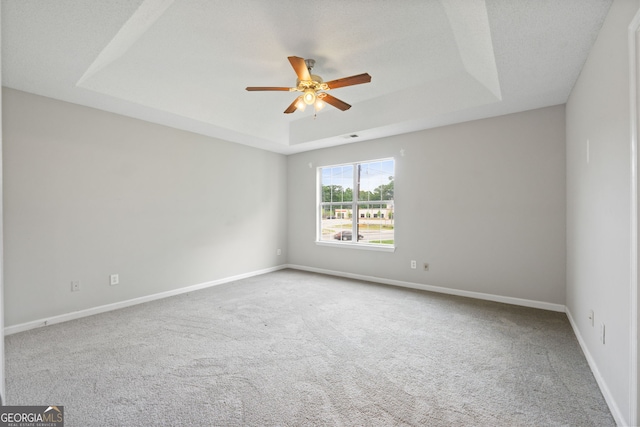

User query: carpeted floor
[5,269,614,426]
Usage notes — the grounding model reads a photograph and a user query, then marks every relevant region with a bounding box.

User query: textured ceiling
[1,0,612,154]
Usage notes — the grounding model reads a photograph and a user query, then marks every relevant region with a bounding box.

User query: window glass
[320,203,354,242]
[321,165,353,203]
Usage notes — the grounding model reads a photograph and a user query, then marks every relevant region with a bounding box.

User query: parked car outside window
[334,230,364,241]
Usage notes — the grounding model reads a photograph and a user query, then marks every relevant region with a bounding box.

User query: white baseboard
[4,265,287,336]
[4,264,565,334]
[286,264,566,312]
[565,307,626,426]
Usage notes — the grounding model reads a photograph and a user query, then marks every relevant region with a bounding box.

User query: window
[318,158,395,249]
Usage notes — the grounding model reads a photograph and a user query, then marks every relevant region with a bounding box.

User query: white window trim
[316,158,395,251]
[315,240,396,252]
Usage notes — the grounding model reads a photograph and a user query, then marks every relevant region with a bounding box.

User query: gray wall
[287,105,566,306]
[2,88,288,327]
[0,4,5,401]
[566,0,639,424]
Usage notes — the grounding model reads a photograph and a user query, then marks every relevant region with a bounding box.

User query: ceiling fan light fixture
[295,98,307,111]
[303,89,316,105]
[314,99,325,111]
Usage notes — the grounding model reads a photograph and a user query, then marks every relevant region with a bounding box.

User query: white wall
[287,105,566,307]
[565,1,640,425]
[2,88,288,327]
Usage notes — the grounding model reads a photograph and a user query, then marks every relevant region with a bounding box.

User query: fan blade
[246,86,292,91]
[325,73,371,90]
[288,56,311,81]
[284,96,302,114]
[321,93,351,111]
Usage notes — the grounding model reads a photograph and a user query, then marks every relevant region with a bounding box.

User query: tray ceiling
[1,0,612,154]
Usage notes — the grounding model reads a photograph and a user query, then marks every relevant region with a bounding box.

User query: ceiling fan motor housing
[305,58,316,71]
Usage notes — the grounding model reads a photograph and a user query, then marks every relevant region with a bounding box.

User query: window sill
[315,241,396,252]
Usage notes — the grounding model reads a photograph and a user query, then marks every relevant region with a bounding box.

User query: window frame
[316,158,396,252]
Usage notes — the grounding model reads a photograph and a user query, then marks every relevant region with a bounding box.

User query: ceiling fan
[246,56,371,114]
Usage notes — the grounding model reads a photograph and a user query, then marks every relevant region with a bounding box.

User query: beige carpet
[5,269,614,426]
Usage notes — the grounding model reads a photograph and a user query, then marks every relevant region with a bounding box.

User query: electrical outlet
[277,248,282,256]
[71,281,80,292]
[423,263,429,271]
[110,274,119,286]
[410,260,417,269]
